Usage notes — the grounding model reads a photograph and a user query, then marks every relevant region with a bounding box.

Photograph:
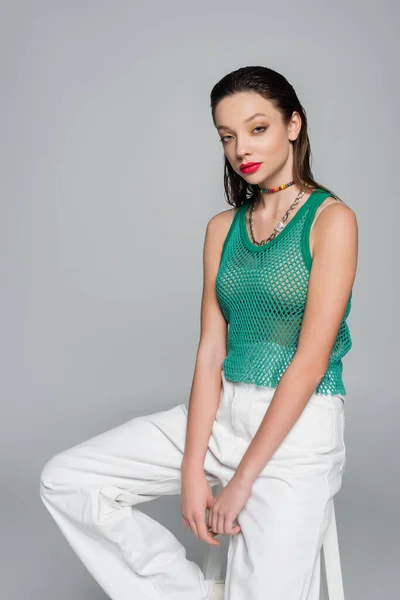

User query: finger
[182,514,191,528]
[199,518,221,546]
[232,525,241,534]
[217,512,225,535]
[211,512,217,534]
[207,509,213,530]
[206,512,219,539]
[210,508,218,535]
[188,518,199,539]
[197,521,221,546]
[207,507,212,529]
[224,515,239,535]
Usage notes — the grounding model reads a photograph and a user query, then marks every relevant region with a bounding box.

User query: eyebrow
[216,112,268,132]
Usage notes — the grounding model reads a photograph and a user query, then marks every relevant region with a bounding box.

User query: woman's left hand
[207,475,253,536]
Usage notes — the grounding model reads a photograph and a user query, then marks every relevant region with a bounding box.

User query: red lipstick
[240,162,262,174]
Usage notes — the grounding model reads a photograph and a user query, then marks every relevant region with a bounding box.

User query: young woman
[40,65,358,600]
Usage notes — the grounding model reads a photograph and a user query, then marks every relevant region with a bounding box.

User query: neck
[255,184,305,217]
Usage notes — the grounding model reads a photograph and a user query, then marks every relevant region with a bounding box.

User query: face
[214,92,301,185]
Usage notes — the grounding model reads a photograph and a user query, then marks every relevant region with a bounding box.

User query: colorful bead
[258,180,295,193]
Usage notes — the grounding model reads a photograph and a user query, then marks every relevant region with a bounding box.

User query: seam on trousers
[229,386,239,436]
[299,453,333,600]
[339,409,347,474]
[299,396,338,599]
[324,394,338,452]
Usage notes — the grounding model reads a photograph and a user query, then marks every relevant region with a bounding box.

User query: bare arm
[181,208,236,472]
[232,201,358,485]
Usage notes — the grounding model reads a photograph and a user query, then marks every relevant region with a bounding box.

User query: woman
[40,65,358,600]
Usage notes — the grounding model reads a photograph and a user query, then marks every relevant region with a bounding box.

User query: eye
[219,135,233,144]
[219,126,266,144]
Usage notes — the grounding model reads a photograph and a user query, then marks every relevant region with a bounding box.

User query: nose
[234,139,253,163]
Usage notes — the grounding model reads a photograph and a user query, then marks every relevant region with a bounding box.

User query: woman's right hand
[180,466,221,546]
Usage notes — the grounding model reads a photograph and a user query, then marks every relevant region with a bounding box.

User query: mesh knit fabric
[216,188,353,395]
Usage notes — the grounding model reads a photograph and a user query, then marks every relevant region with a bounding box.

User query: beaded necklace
[249,180,306,246]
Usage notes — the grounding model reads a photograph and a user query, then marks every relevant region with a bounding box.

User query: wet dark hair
[210,65,342,208]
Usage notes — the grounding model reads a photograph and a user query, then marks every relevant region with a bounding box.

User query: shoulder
[309,195,358,259]
[205,206,238,249]
[314,196,357,229]
[202,207,238,276]
[207,206,238,230]
[312,196,358,252]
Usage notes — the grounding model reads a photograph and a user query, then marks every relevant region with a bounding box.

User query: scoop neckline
[239,188,321,252]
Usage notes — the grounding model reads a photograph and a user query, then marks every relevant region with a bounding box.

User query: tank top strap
[306,188,334,215]
[300,189,336,268]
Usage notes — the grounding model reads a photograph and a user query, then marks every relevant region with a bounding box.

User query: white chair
[202,483,345,599]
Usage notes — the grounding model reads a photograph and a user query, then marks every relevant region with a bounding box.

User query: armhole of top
[300,194,340,270]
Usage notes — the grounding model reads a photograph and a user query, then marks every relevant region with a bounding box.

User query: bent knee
[39,450,71,496]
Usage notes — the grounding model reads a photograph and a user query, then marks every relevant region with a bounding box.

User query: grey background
[1,1,397,598]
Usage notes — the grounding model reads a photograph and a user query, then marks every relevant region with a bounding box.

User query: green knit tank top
[216,188,353,395]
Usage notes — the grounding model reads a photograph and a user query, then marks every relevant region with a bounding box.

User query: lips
[240,162,262,174]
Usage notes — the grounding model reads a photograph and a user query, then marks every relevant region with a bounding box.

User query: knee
[39,451,68,499]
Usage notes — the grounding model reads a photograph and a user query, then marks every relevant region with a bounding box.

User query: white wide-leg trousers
[39,369,346,600]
